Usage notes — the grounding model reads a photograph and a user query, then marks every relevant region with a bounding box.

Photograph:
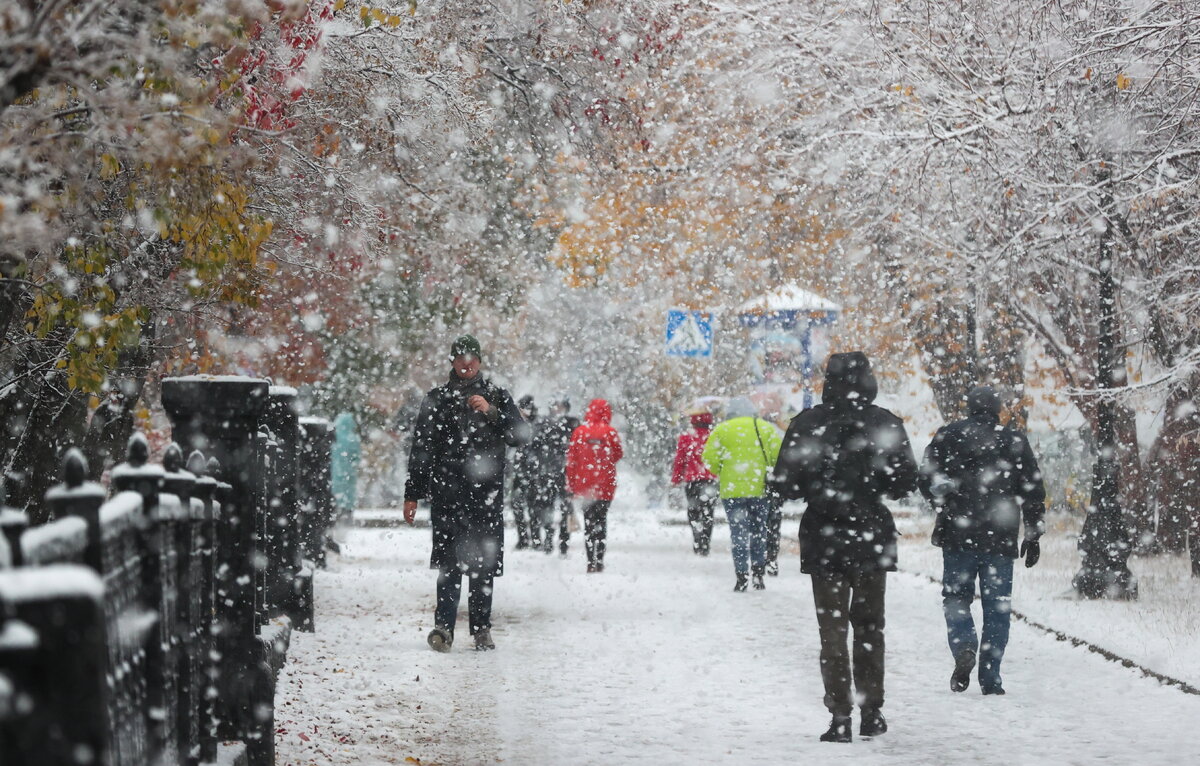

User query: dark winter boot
[980,683,1006,696]
[751,564,766,590]
[859,708,887,737]
[473,629,496,651]
[951,647,976,693]
[819,716,852,743]
[766,560,779,577]
[733,573,749,592]
[427,626,453,653]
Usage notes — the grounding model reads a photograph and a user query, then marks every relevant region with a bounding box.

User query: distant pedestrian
[533,398,580,555]
[702,398,781,592]
[671,411,719,555]
[771,351,918,743]
[919,385,1046,696]
[509,395,542,549]
[331,412,361,521]
[403,334,530,652]
[566,399,624,572]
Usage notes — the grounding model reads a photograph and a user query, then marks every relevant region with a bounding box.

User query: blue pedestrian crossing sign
[665,310,714,358]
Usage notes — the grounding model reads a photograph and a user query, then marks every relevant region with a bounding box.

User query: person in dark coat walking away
[919,385,1046,695]
[671,411,719,555]
[771,351,919,743]
[403,335,530,652]
[533,398,580,555]
[509,395,541,550]
[566,399,624,572]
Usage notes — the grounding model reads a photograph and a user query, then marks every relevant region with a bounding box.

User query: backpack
[816,407,879,508]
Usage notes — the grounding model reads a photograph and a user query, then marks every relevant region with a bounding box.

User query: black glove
[1019,538,1040,568]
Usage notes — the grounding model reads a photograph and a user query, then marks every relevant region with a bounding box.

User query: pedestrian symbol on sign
[666,310,714,358]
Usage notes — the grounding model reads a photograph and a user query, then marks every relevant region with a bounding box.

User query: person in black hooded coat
[403,335,530,652]
[918,385,1045,695]
[771,351,918,743]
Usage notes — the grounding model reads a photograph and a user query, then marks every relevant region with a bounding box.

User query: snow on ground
[274,503,1200,766]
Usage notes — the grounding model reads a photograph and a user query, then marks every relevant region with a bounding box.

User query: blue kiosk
[737,284,840,413]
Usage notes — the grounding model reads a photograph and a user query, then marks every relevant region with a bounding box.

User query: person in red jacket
[671,412,719,556]
[566,398,624,572]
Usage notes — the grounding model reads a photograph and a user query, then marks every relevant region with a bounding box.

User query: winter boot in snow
[427,626,453,653]
[751,565,766,590]
[733,572,749,592]
[766,560,779,577]
[859,708,887,737]
[819,716,852,743]
[474,629,496,651]
[980,683,1005,696]
[951,647,976,692]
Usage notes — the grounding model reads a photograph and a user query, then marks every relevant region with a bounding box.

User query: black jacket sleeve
[404,393,437,502]
[1014,432,1047,538]
[879,411,919,500]
[918,427,948,506]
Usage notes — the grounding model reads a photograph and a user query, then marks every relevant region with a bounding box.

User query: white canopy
[737,283,840,314]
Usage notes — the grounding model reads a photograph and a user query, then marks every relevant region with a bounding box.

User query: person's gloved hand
[1019,538,1040,568]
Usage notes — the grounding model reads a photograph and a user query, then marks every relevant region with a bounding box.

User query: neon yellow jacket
[702,416,782,499]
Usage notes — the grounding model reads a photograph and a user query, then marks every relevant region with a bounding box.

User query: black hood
[966,386,1001,420]
[821,351,878,407]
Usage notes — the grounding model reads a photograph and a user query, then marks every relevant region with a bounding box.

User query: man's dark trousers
[583,500,612,568]
[942,549,1013,689]
[435,570,494,636]
[810,570,886,716]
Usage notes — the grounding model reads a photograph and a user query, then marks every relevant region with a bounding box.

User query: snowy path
[274,507,1200,766]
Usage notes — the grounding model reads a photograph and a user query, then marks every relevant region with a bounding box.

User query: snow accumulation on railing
[0,374,339,766]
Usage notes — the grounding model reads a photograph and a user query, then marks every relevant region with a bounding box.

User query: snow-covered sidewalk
[274,506,1200,766]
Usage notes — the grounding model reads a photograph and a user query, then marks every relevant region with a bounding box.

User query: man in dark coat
[403,335,529,652]
[509,395,542,549]
[919,385,1046,695]
[771,351,918,743]
[531,398,579,555]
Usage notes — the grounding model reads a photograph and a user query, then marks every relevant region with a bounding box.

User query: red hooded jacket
[566,399,624,500]
[671,419,717,484]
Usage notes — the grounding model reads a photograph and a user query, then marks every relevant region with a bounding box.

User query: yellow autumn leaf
[1116,73,1132,90]
[100,153,121,179]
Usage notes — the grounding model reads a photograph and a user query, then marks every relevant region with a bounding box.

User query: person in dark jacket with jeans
[771,352,918,743]
[403,335,530,652]
[919,385,1046,695]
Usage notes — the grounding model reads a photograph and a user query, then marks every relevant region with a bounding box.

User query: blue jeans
[723,497,769,574]
[942,550,1014,690]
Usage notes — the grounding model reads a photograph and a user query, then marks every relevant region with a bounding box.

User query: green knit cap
[449,334,482,361]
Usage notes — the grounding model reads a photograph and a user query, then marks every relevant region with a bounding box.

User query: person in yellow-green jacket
[703,397,782,592]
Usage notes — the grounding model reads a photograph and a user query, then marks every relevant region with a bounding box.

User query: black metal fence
[0,375,336,766]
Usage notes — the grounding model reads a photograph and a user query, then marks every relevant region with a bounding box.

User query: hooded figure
[671,411,719,556]
[771,351,918,743]
[566,399,624,572]
[509,395,541,549]
[331,412,361,516]
[404,334,530,652]
[919,385,1046,696]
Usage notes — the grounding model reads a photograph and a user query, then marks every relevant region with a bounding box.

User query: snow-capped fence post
[0,479,27,566]
[111,431,173,766]
[162,442,204,766]
[44,448,106,572]
[298,417,333,572]
[266,388,313,632]
[160,375,279,766]
[189,451,221,765]
[0,564,110,766]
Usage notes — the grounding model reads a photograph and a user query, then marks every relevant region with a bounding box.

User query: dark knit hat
[449,334,482,361]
